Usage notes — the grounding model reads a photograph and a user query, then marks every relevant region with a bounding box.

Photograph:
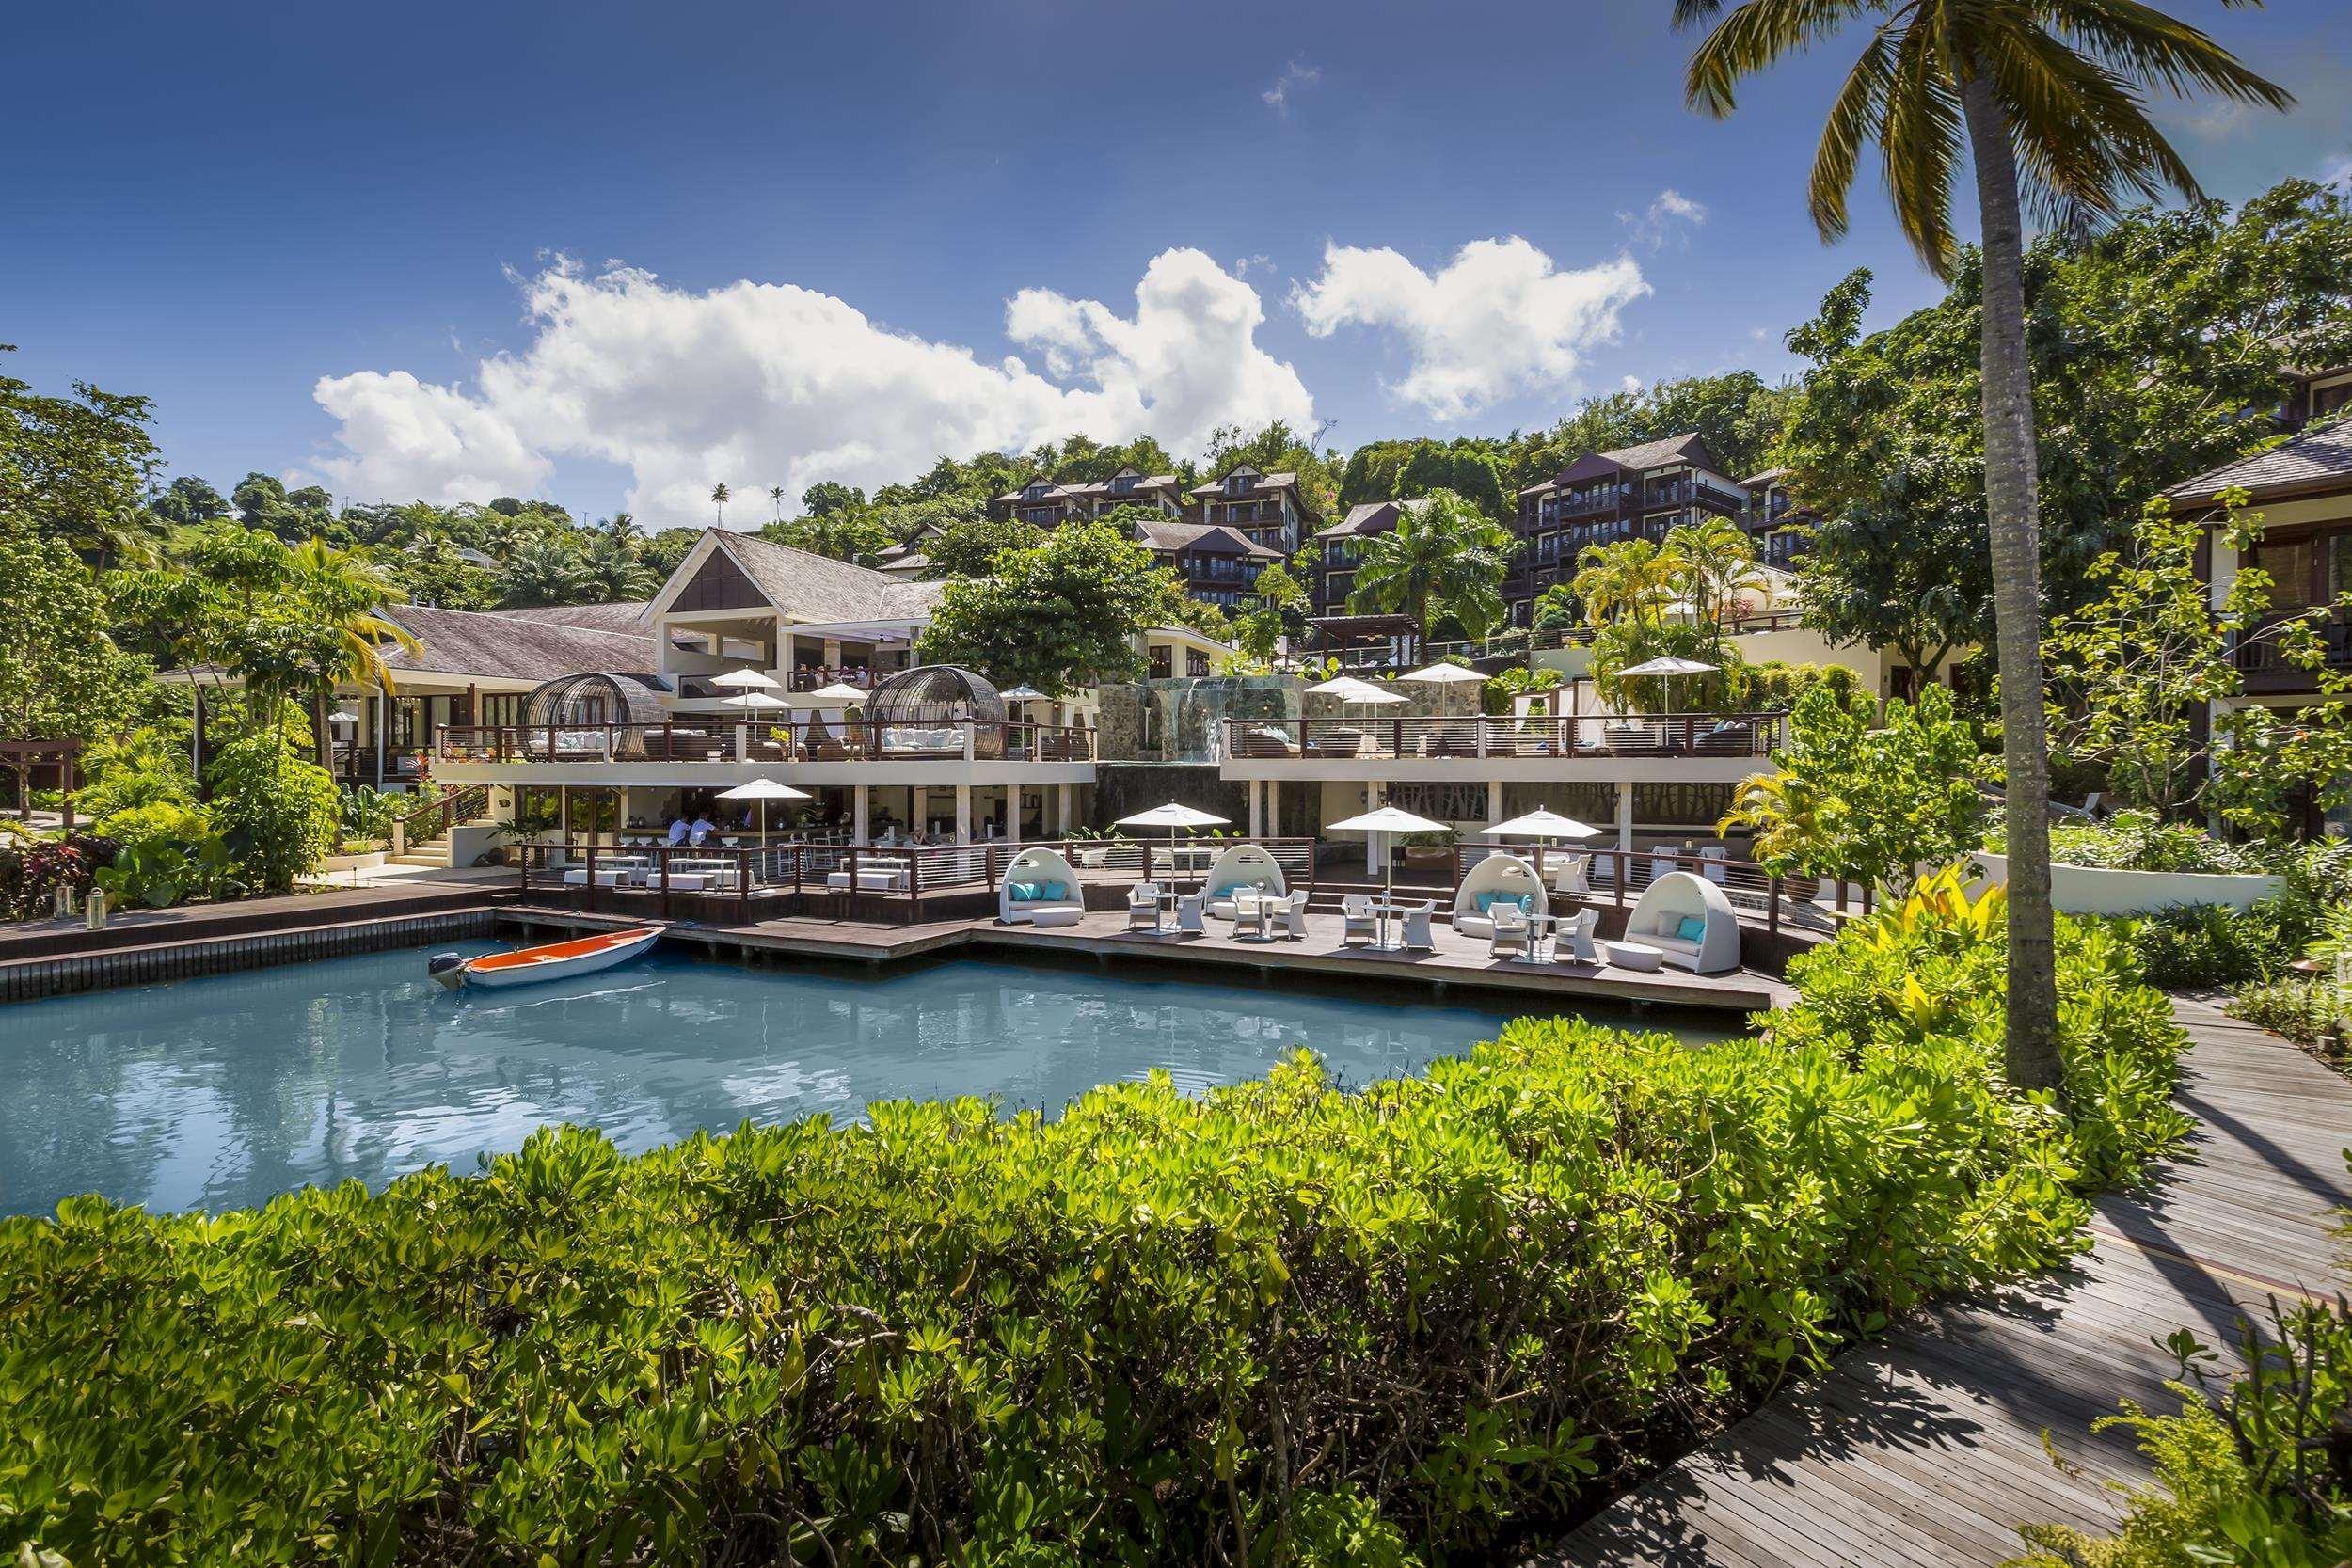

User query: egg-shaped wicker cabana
[865,664,1009,760]
[519,673,676,758]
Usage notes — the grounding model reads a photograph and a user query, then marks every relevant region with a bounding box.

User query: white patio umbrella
[1115,801,1230,879]
[799,682,868,705]
[997,683,1048,701]
[1398,662,1486,685]
[717,777,811,841]
[1306,674,1402,704]
[720,690,789,711]
[1486,807,1604,840]
[709,667,779,690]
[1326,804,1449,911]
[1614,655,1717,713]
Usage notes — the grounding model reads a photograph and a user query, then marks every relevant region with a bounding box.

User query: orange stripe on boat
[469,927,661,972]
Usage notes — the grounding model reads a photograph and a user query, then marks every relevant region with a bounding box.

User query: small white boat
[430,926,663,990]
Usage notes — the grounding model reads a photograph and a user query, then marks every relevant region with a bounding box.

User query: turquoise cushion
[1474,891,1535,915]
[1009,881,1041,902]
[1677,914,1707,942]
[1040,880,1067,900]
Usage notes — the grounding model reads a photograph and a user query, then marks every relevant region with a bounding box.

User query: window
[1025,483,1048,499]
[1186,650,1211,677]
[1112,473,1136,494]
[1227,474,1249,495]
[1149,646,1172,680]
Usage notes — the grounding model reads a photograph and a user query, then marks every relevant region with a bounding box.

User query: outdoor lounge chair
[1400,901,1436,952]
[998,846,1086,927]
[1341,894,1376,947]
[1451,853,1547,940]
[1622,871,1742,974]
[1126,882,1162,930]
[1556,908,1601,963]
[1176,892,1206,933]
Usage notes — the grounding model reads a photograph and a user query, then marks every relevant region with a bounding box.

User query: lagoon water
[0,941,1693,1218]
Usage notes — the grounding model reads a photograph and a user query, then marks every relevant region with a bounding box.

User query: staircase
[390,785,492,871]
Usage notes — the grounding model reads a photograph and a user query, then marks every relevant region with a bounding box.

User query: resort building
[1737,467,1816,569]
[1505,433,1749,626]
[1311,498,1432,617]
[988,467,1188,528]
[2174,416,2352,839]
[1186,464,1320,557]
[1136,520,1282,612]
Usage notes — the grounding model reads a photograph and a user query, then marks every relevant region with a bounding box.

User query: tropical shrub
[202,732,340,893]
[0,832,119,921]
[0,883,2185,1565]
[338,784,402,847]
[89,801,235,910]
[72,725,198,819]
[2013,1289,2352,1568]
[2115,842,2352,990]
[2026,811,2266,876]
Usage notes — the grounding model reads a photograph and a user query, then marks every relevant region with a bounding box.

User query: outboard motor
[427,953,469,991]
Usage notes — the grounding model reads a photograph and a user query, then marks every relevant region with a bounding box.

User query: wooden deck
[1533,1000,2352,1568]
[498,906,1794,1015]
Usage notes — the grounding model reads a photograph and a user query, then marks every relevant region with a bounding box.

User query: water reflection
[0,943,1698,1217]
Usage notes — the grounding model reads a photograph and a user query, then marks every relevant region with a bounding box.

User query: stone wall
[1086,763,1248,832]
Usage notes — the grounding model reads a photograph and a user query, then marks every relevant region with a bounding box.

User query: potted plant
[1400,826,1460,868]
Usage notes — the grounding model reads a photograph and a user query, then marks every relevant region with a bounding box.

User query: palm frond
[2052,0,2293,109]
[1808,25,1899,244]
[1686,0,1869,117]
[1879,15,1964,275]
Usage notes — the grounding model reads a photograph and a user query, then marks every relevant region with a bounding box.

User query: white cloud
[305,251,1311,518]
[2322,151,2352,191]
[1262,60,1320,116]
[1291,236,1650,420]
[1620,188,1708,249]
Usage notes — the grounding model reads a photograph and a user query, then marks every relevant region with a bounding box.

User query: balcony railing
[2231,613,2352,681]
[437,720,1098,767]
[1222,713,1782,762]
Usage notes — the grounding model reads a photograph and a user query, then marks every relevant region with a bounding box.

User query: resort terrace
[435,717,1098,768]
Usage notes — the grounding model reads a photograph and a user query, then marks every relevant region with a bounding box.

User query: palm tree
[1344,490,1517,648]
[286,538,421,766]
[710,483,731,526]
[769,484,787,523]
[1673,0,2288,1092]
[1663,514,1770,665]
[580,533,659,602]
[1571,537,1677,626]
[495,534,589,609]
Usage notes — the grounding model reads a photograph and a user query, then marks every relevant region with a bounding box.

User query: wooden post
[1768,874,1782,940]
[660,847,672,920]
[739,848,751,924]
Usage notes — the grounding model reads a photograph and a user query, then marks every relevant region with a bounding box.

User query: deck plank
[1532,1000,2352,1567]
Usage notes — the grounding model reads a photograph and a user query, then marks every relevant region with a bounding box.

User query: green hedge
[0,897,2187,1566]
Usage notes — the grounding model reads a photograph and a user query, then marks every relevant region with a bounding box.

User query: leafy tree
[204,728,340,892]
[1675,0,2289,1092]
[1233,561,1311,662]
[1570,537,1677,625]
[758,512,891,568]
[284,538,419,763]
[495,533,591,608]
[2047,492,2352,835]
[800,481,865,518]
[917,523,1175,695]
[578,532,660,602]
[642,527,700,581]
[231,472,341,543]
[922,516,1046,580]
[1338,438,1512,519]
[0,345,165,564]
[150,476,230,527]
[1345,489,1516,642]
[1721,685,1988,897]
[0,533,146,807]
[386,532,499,610]
[1591,616,1748,714]
[1163,595,1232,641]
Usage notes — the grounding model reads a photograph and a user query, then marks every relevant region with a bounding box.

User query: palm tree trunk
[1960,65,2063,1095]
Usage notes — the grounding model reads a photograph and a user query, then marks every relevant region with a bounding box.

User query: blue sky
[8,0,2347,523]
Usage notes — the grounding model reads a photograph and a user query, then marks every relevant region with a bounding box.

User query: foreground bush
[2012,1283,2352,1568]
[0,888,2186,1565]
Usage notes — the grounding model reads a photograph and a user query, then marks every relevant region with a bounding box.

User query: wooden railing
[390,784,488,856]
[437,720,1097,766]
[1222,713,1782,762]
[1440,839,1870,939]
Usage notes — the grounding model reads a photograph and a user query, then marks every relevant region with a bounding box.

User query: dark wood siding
[671,547,768,612]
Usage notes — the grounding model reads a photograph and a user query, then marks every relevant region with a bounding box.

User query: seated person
[666,818,691,847]
[689,816,717,847]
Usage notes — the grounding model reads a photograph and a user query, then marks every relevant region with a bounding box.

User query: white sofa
[998,846,1087,926]
[1450,852,1549,940]
[1200,843,1287,919]
[1622,871,1741,974]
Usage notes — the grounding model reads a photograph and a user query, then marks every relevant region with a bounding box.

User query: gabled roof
[1136,520,1281,559]
[500,601,653,632]
[660,529,946,625]
[1740,467,1791,487]
[1188,467,1298,498]
[379,604,660,682]
[2165,420,2352,506]
[1519,431,1724,497]
[1318,497,1433,540]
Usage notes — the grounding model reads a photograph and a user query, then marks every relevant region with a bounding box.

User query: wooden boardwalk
[501,905,1793,1017]
[1534,1001,2352,1567]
